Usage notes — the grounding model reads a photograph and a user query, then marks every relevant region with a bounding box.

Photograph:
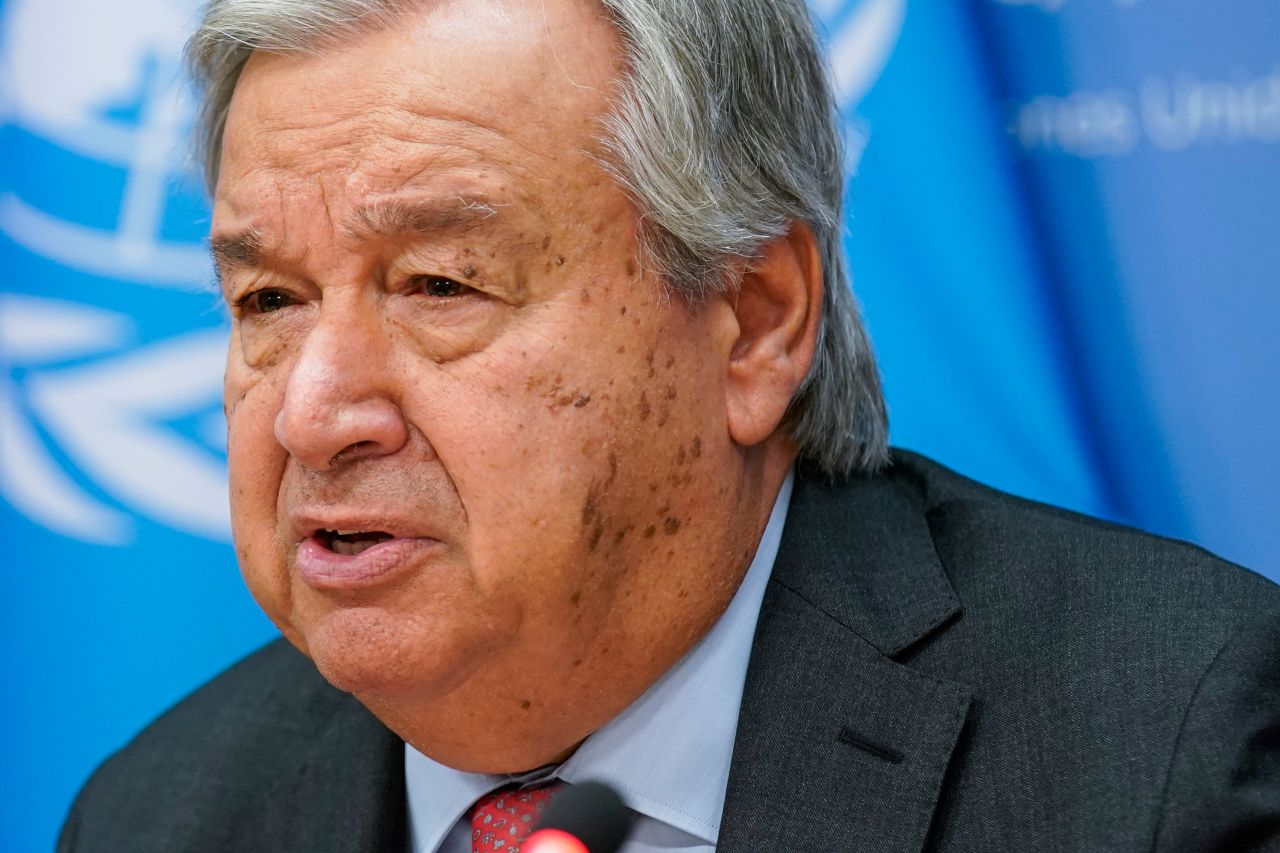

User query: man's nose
[274,302,408,471]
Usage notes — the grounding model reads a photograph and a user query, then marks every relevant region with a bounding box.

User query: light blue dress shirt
[405,473,794,853]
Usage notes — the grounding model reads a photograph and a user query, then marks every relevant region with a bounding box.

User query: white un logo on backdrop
[0,0,905,548]
[817,0,907,107]
[0,0,230,545]
[815,0,907,162]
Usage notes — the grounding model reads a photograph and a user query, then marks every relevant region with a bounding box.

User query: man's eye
[239,289,299,314]
[412,276,468,298]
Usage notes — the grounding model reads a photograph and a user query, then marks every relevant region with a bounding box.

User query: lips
[292,521,443,589]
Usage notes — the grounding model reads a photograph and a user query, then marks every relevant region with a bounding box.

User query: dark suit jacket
[60,452,1280,852]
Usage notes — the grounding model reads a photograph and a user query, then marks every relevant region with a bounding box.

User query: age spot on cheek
[582,484,606,553]
[545,373,591,409]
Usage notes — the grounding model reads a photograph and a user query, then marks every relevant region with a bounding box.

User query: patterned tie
[470,782,562,853]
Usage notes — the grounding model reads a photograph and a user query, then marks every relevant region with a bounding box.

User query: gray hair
[186,0,889,476]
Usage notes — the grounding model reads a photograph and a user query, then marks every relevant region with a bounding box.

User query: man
[60,0,1280,851]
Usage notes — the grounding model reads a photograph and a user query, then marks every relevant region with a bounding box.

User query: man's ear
[725,222,823,449]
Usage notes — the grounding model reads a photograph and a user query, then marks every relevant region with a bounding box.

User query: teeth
[331,538,381,556]
[318,528,396,556]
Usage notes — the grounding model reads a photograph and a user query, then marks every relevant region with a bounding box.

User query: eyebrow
[209,227,264,277]
[209,195,507,281]
[342,195,503,240]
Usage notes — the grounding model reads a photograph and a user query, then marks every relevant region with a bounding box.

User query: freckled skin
[215,0,802,774]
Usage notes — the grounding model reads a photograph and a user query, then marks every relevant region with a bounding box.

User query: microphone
[523,781,634,853]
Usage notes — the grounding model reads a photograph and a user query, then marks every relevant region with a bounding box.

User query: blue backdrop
[3,0,1277,849]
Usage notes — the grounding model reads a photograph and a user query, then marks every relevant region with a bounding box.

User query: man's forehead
[209,0,631,287]
[223,0,623,142]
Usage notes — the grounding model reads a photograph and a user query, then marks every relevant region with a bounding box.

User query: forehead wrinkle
[252,105,516,174]
[390,104,560,166]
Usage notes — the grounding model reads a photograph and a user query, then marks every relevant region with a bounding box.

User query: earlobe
[725,223,824,448]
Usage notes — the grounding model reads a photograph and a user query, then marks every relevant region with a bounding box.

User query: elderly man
[60,1,1280,851]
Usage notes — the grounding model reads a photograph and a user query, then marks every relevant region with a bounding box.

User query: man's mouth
[314,529,395,556]
[293,520,441,589]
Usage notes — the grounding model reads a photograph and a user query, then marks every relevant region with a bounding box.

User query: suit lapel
[719,465,973,853]
[257,693,407,853]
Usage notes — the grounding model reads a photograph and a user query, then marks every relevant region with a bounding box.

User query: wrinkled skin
[214,0,818,772]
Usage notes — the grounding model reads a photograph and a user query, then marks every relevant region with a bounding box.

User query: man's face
[214,0,763,769]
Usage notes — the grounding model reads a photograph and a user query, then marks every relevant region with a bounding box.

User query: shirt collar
[405,473,793,851]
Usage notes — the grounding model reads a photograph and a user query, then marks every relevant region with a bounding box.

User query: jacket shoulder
[882,452,1280,849]
[60,639,370,851]
[891,449,1280,627]
[94,638,344,776]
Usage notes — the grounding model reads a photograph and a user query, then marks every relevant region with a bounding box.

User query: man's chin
[298,608,484,701]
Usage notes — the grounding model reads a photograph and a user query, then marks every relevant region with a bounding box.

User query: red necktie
[470,782,562,853]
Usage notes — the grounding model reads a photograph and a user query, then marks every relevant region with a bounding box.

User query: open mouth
[314,529,395,556]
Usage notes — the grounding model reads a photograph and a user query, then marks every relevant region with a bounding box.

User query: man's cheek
[223,372,256,422]
[223,326,285,420]
[227,423,296,642]
[226,376,289,549]
[388,298,515,367]
[236,308,312,371]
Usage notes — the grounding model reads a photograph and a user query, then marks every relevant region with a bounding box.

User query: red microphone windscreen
[523,827,590,853]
